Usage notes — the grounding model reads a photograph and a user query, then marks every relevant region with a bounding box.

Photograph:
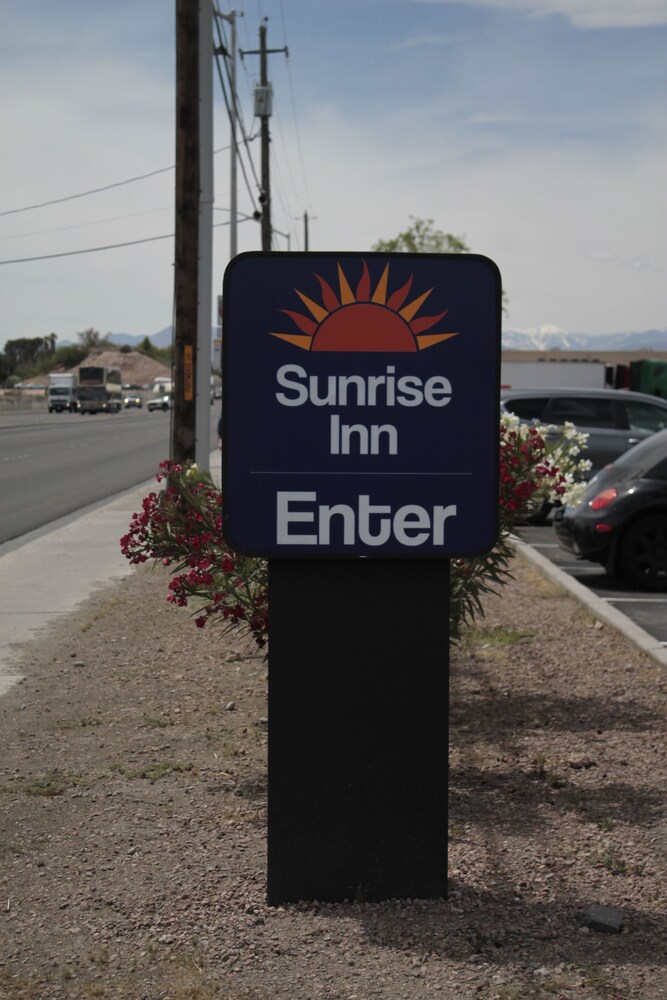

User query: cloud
[388,32,462,49]
[412,0,667,29]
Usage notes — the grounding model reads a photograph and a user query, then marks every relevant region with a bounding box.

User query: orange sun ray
[338,264,355,305]
[416,332,459,350]
[295,289,329,323]
[371,263,390,305]
[400,288,432,322]
[270,332,313,350]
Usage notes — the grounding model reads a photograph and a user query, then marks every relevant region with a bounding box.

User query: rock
[584,904,624,934]
[568,756,596,770]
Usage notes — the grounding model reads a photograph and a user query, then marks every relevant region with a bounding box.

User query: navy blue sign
[222,252,501,557]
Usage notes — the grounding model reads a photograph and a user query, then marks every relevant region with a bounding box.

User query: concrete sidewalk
[0,450,222,697]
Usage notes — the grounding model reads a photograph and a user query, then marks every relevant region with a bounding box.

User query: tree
[372,217,469,255]
[3,337,53,375]
[0,353,11,385]
[373,216,508,314]
[77,328,112,349]
[52,344,88,370]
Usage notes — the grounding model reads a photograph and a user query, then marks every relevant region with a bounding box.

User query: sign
[184,345,194,401]
[223,252,501,557]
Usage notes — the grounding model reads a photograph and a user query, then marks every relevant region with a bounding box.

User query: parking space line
[513,537,667,669]
[605,597,667,603]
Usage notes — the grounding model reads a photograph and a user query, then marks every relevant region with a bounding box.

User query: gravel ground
[1,553,666,1000]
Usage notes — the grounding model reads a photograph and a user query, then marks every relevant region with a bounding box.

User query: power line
[0,165,176,219]
[0,147,232,220]
[0,232,174,264]
[0,219,252,265]
[282,56,312,213]
[213,18,261,211]
[0,206,170,242]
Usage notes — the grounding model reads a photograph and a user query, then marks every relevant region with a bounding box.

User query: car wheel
[618,514,667,591]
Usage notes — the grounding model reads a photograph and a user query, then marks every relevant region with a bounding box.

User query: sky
[1,0,666,352]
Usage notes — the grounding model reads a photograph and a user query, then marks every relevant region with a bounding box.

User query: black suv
[501,387,667,477]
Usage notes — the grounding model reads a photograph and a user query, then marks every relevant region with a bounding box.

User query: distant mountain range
[64,325,665,353]
[107,327,177,349]
[501,327,666,351]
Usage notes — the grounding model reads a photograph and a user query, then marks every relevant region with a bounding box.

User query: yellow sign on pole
[184,345,194,401]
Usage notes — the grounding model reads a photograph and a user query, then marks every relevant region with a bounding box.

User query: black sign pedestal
[267,557,449,905]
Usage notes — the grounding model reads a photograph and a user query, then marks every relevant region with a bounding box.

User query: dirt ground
[1,554,665,999]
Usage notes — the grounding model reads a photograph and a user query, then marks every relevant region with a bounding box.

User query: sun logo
[270,259,459,352]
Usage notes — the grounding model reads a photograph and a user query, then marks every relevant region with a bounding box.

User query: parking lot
[517,522,667,649]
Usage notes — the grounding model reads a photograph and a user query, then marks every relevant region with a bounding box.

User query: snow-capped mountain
[501,327,666,351]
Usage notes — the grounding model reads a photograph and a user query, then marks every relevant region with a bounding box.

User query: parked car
[123,393,143,408]
[554,428,667,590]
[147,393,173,412]
[501,387,667,477]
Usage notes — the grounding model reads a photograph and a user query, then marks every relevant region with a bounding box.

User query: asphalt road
[516,520,667,648]
[0,406,220,545]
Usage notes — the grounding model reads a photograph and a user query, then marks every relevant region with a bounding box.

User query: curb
[512,536,667,670]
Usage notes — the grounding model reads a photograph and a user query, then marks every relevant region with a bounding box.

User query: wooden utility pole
[241,20,287,252]
[172,0,199,464]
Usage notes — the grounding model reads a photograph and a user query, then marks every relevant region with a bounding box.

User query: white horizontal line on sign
[250,470,474,476]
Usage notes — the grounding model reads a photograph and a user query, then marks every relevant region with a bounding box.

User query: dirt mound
[75,348,171,388]
[20,349,171,389]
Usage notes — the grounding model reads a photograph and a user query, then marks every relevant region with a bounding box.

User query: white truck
[48,372,78,413]
[500,360,608,390]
